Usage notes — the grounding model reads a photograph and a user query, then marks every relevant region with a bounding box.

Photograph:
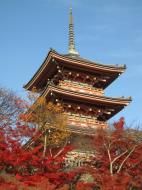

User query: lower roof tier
[42,85,131,121]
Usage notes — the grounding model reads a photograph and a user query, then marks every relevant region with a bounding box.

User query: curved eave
[43,85,131,107]
[24,50,126,91]
[57,53,126,73]
[42,85,131,121]
[23,50,54,90]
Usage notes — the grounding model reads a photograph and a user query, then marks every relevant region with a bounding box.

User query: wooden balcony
[66,113,107,130]
[58,80,104,96]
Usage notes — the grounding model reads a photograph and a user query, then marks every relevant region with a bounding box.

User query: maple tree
[0,119,76,190]
[78,118,142,190]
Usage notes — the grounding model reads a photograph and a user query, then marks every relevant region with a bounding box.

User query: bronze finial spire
[68,6,79,56]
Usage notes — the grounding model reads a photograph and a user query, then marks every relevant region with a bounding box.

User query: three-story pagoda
[24,8,131,158]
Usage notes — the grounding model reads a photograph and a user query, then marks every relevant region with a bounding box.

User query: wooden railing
[58,80,104,96]
[66,113,107,129]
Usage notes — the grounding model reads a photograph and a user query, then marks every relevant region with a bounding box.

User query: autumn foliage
[0,122,77,190]
[0,87,142,189]
[80,118,142,190]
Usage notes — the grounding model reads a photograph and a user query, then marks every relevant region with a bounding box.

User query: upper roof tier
[24,49,126,91]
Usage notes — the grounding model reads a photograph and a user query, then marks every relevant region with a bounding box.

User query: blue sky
[0,0,142,126]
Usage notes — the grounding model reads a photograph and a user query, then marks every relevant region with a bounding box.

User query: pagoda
[24,8,131,164]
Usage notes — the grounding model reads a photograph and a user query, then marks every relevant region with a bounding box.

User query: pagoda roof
[42,85,131,121]
[24,49,126,91]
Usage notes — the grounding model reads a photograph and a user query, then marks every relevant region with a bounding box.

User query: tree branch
[111,150,128,165]
[117,145,137,173]
[53,139,68,159]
